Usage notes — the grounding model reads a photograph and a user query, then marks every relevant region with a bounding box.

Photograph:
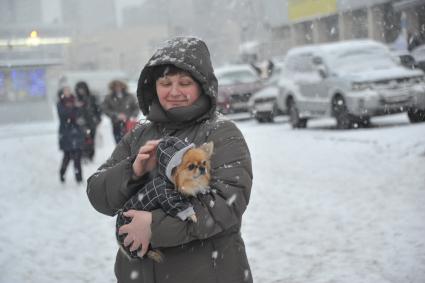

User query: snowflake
[130,270,139,280]
[226,194,237,206]
[138,193,145,202]
[244,269,250,281]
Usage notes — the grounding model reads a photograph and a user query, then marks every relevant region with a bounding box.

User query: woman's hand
[119,210,152,257]
[132,140,161,178]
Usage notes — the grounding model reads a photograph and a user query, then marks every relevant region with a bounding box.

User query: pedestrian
[266,59,275,78]
[101,80,139,144]
[75,81,102,161]
[57,86,85,183]
[87,36,253,283]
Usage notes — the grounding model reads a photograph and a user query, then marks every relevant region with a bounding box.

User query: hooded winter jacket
[102,90,139,125]
[87,36,253,283]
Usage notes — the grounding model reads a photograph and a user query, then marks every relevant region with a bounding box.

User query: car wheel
[358,117,371,128]
[288,99,307,128]
[267,103,278,123]
[256,115,266,123]
[407,108,425,123]
[332,96,353,129]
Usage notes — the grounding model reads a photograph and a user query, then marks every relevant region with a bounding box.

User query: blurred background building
[0,0,424,124]
[261,0,425,60]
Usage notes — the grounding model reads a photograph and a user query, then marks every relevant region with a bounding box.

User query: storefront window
[0,67,46,102]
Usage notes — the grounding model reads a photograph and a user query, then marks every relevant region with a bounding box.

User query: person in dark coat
[87,36,253,283]
[102,80,139,144]
[57,86,85,183]
[75,81,102,161]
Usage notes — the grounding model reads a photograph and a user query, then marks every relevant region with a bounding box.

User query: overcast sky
[41,0,145,26]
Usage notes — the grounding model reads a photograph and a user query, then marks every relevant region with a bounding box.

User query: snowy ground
[1,113,424,283]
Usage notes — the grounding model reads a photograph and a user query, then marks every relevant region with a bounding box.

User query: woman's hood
[136,36,218,120]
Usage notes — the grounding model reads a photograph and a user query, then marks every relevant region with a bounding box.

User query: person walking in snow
[101,80,139,144]
[57,86,85,183]
[75,81,102,161]
[87,36,253,283]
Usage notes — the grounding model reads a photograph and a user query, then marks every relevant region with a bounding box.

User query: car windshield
[328,47,399,73]
[216,70,258,85]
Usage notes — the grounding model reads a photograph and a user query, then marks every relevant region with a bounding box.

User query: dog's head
[172,142,214,196]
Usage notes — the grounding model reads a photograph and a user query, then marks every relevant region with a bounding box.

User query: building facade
[61,0,117,35]
[260,0,425,59]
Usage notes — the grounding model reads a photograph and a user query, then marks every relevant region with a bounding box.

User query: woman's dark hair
[75,81,90,97]
[151,64,199,84]
[108,79,128,92]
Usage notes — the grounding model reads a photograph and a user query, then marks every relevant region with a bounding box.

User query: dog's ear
[199,142,214,158]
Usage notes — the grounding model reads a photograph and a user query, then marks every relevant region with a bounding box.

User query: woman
[101,80,139,144]
[87,37,253,283]
[57,86,85,183]
[75,81,102,161]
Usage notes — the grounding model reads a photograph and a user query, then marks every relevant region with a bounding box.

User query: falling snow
[130,270,139,280]
[1,114,425,283]
[226,194,237,206]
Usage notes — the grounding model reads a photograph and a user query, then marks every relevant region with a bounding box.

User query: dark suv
[215,64,263,114]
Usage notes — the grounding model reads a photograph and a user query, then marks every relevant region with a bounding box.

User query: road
[0,113,424,283]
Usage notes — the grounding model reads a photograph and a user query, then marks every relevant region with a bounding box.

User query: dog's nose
[199,166,205,175]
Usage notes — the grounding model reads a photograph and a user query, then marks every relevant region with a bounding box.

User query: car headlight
[352,82,372,91]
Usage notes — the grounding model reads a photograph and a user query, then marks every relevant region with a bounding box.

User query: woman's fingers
[137,153,150,161]
[119,211,152,257]
[118,224,128,235]
[123,210,136,218]
[129,238,141,252]
[139,144,155,154]
[139,140,161,154]
[139,239,149,257]
[123,234,134,247]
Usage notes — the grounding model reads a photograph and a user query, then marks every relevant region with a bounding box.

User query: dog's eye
[188,164,196,170]
[202,161,207,166]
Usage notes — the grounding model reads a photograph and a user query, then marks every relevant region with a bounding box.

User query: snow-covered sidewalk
[1,114,424,283]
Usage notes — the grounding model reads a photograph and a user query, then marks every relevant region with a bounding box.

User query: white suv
[282,40,425,129]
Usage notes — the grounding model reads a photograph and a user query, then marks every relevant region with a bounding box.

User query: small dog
[117,139,214,262]
[147,141,214,261]
[173,142,214,196]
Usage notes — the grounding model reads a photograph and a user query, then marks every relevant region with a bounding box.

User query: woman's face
[63,87,72,97]
[76,87,86,96]
[113,83,124,94]
[156,72,201,110]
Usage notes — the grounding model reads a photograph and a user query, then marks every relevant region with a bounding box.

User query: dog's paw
[147,250,164,263]
[189,214,198,223]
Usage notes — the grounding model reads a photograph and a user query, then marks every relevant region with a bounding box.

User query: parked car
[411,44,425,72]
[249,62,289,122]
[215,64,264,114]
[281,40,425,129]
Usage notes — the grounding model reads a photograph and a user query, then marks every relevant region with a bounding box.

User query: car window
[216,70,258,85]
[285,53,315,73]
[266,65,283,84]
[327,47,398,73]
